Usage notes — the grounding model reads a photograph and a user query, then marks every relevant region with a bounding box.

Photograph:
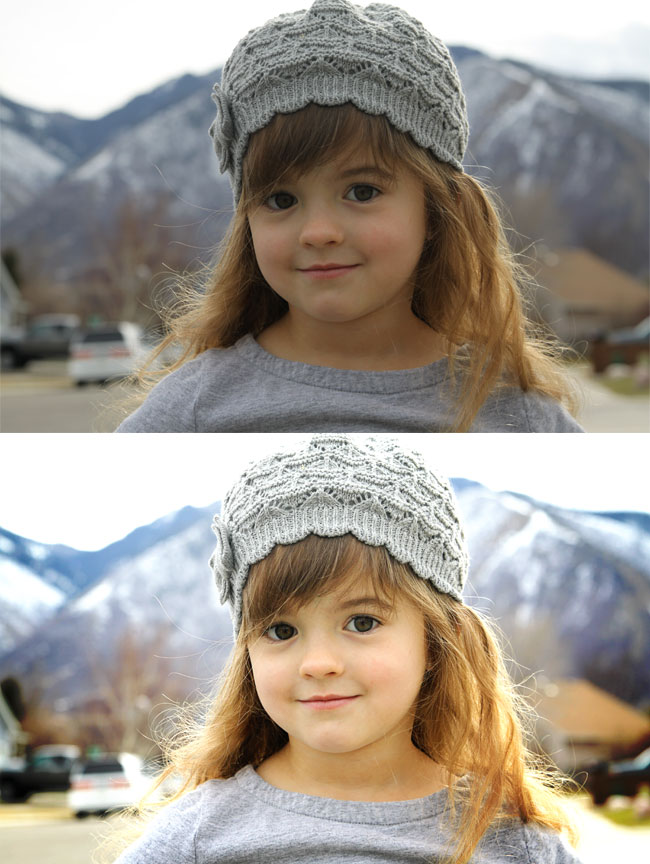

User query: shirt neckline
[232,334,453,395]
[233,764,453,825]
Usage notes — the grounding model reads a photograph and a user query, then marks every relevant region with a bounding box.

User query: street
[1,360,648,433]
[0,362,126,432]
[1,794,114,864]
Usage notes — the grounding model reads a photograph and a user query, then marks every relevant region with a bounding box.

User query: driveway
[568,364,650,432]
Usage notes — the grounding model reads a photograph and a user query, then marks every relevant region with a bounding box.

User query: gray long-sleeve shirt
[116,335,583,433]
[114,765,584,863]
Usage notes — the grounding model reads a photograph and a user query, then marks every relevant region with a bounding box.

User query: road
[1,360,648,433]
[0,362,126,432]
[1,795,113,864]
[1,793,649,863]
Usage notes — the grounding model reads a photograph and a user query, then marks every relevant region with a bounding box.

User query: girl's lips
[299,696,359,710]
[298,265,359,279]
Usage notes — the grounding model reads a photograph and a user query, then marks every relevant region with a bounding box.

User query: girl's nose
[298,206,344,248]
[298,639,345,679]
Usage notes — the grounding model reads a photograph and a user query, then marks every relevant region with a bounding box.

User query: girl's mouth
[298,264,359,279]
[299,695,359,710]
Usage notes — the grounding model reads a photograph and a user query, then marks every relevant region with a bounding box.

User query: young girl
[117,0,583,433]
[114,435,583,863]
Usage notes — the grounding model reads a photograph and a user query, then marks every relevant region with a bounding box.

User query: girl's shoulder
[113,776,238,863]
[484,819,584,864]
[115,344,242,432]
[477,387,583,433]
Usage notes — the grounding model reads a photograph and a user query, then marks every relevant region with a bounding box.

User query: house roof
[534,248,649,315]
[535,678,650,744]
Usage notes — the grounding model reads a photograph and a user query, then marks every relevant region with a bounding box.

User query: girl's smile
[298,694,360,709]
[297,263,360,279]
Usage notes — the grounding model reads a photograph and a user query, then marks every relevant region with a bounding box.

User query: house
[0,686,29,764]
[531,247,649,344]
[0,258,28,332]
[533,678,650,773]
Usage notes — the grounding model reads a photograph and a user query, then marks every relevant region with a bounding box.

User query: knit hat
[210,435,469,634]
[209,0,469,201]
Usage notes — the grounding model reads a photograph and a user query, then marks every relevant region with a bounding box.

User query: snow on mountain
[2,87,232,278]
[456,485,650,704]
[0,505,217,657]
[0,126,67,222]
[458,55,649,272]
[0,558,65,654]
[0,507,232,706]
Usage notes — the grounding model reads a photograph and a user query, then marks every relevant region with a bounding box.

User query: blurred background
[0,433,649,862]
[1,1,649,431]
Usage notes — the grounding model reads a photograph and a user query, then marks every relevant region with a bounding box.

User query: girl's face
[247,574,428,765]
[247,150,427,330]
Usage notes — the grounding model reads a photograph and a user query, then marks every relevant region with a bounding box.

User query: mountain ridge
[1,482,648,712]
[2,49,647,287]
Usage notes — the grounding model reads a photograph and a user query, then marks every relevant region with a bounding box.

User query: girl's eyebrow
[339,165,392,180]
[338,595,385,609]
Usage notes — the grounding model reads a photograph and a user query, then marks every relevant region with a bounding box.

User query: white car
[67,322,147,385]
[67,752,151,817]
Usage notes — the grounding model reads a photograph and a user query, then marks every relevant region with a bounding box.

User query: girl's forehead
[283,148,393,182]
[283,570,395,613]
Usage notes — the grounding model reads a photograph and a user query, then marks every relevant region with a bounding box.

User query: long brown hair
[136,103,577,431]
[129,535,577,864]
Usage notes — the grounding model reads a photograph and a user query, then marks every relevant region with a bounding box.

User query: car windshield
[81,758,124,774]
[80,330,124,343]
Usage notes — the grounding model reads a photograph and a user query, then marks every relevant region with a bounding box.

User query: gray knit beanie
[209,0,469,201]
[210,435,469,634]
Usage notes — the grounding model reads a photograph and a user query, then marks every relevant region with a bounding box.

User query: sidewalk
[567,364,650,432]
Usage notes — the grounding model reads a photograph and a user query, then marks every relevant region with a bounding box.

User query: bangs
[241,534,412,637]
[241,103,410,205]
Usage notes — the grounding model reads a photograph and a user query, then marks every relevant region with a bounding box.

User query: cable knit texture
[210,435,469,634]
[209,0,469,200]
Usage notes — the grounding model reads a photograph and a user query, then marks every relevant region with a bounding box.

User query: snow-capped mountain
[456,483,650,705]
[460,55,649,274]
[1,482,648,713]
[0,504,215,655]
[1,50,647,286]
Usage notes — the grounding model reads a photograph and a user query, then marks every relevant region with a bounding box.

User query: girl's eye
[345,184,379,203]
[345,615,379,633]
[266,623,296,641]
[265,192,296,211]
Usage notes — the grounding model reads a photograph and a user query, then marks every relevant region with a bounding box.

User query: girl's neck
[256,741,448,802]
[256,307,447,371]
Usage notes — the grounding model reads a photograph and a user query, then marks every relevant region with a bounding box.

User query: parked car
[590,316,650,374]
[67,323,146,385]
[1,314,81,369]
[68,752,151,817]
[0,744,81,802]
[586,746,650,805]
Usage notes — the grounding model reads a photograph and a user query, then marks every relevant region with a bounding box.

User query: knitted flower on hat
[210,434,469,634]
[209,0,469,200]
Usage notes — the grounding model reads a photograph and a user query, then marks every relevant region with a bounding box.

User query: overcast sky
[1,1,649,118]
[1,434,647,550]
